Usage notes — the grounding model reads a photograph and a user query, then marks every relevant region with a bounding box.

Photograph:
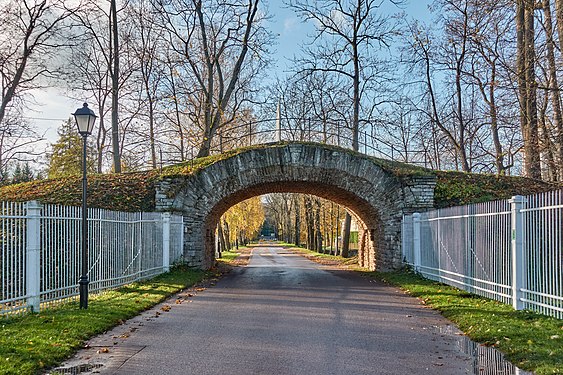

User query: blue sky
[264,0,433,77]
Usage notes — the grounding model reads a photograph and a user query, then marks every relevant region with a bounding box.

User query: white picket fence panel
[0,201,184,316]
[403,190,563,319]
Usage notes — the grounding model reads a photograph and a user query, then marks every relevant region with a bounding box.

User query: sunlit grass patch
[217,250,241,263]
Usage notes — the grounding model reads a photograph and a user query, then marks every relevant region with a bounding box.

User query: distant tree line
[218,197,265,254]
[263,193,351,257]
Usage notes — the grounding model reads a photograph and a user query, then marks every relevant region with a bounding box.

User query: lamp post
[72,103,97,309]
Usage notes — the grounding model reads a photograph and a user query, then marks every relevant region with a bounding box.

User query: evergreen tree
[47,119,95,178]
[11,162,34,184]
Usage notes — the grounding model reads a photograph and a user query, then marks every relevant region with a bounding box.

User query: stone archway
[155,143,436,271]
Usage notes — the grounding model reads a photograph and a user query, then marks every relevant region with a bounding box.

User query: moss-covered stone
[0,172,157,212]
[434,171,559,208]
[0,142,559,211]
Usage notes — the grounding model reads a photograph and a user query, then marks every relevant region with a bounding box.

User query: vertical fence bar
[510,195,526,310]
[401,214,413,264]
[180,215,185,263]
[413,212,421,272]
[25,201,41,312]
[162,212,171,272]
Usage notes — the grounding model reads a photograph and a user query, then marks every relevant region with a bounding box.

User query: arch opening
[203,181,383,270]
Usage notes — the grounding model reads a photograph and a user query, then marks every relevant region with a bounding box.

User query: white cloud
[283,17,298,34]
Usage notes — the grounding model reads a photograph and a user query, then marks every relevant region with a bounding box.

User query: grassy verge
[280,244,358,267]
[286,247,562,374]
[0,266,207,375]
[216,246,253,267]
[372,270,562,374]
[216,250,241,264]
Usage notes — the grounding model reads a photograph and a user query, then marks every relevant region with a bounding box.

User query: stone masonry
[155,143,436,271]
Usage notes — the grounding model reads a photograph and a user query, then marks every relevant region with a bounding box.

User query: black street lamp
[72,103,97,309]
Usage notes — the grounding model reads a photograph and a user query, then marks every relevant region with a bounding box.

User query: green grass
[0,266,207,375]
[278,243,359,265]
[217,250,241,264]
[371,270,563,375]
[271,241,298,247]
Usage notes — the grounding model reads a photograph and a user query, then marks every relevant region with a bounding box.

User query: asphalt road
[57,246,478,374]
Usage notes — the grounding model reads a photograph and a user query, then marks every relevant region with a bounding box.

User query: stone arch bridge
[155,143,436,271]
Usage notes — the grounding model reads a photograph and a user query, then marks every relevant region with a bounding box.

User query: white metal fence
[402,190,563,319]
[0,201,184,316]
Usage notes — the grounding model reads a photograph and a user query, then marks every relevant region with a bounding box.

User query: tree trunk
[551,0,563,178]
[329,203,334,255]
[454,39,470,172]
[96,102,108,174]
[223,220,231,250]
[164,62,186,161]
[218,220,227,255]
[516,0,528,171]
[293,196,300,246]
[539,89,558,180]
[304,197,314,250]
[110,0,121,172]
[148,98,157,170]
[341,213,351,258]
[334,205,340,256]
[315,198,322,253]
[193,0,260,158]
[488,65,505,175]
[522,0,541,179]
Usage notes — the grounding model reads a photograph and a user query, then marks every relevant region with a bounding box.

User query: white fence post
[510,195,526,310]
[413,212,421,273]
[162,212,171,272]
[26,200,42,312]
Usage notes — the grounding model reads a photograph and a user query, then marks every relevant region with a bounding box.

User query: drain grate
[48,363,103,374]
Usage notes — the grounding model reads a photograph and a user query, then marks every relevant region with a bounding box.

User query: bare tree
[400,1,527,175]
[69,0,127,172]
[289,0,402,151]
[516,0,542,178]
[542,0,563,179]
[109,0,121,171]
[126,0,167,169]
[465,0,516,175]
[0,0,72,175]
[157,0,271,158]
